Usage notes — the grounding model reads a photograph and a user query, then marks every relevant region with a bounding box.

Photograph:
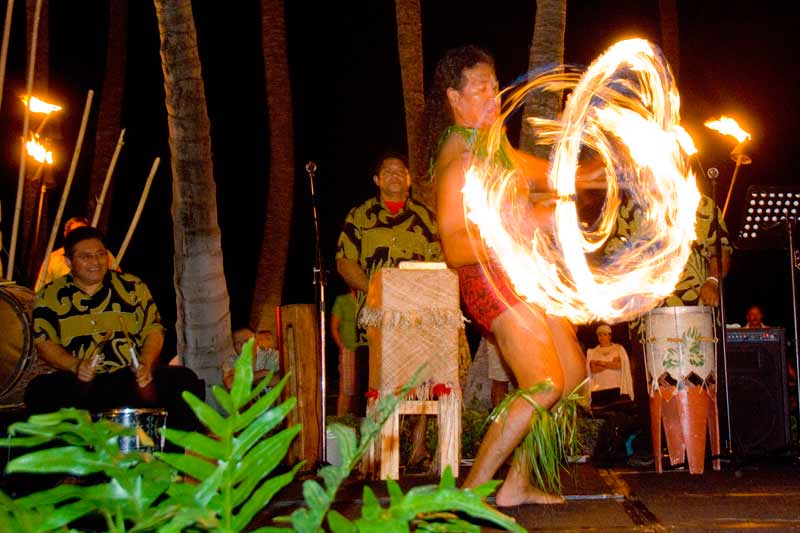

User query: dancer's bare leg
[545,316,588,396]
[494,316,585,506]
[462,303,564,501]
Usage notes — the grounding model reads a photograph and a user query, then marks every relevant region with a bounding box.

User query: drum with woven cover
[0,283,51,407]
[96,407,168,453]
[643,305,720,474]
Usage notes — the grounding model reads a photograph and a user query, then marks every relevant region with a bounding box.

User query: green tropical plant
[0,340,524,532]
[276,384,523,533]
[0,339,300,532]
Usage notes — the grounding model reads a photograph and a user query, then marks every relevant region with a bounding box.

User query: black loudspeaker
[724,328,791,455]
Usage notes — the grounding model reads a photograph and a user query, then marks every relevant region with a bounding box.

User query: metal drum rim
[647,305,714,316]
[98,407,168,416]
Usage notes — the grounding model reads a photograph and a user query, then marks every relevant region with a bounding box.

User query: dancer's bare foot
[495,482,565,506]
[493,460,565,506]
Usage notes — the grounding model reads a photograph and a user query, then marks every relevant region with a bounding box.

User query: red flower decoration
[365,388,379,400]
[432,383,451,398]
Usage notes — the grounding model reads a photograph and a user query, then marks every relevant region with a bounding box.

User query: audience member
[331,288,358,416]
[585,324,633,408]
[744,304,768,329]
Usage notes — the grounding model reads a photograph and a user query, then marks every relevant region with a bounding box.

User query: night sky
[0,1,798,358]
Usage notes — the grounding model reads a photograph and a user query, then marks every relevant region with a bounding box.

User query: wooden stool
[360,266,463,480]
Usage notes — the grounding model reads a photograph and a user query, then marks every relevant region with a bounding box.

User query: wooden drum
[643,305,720,474]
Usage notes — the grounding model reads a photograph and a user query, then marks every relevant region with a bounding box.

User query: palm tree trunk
[250,0,295,337]
[659,0,680,80]
[87,0,128,235]
[395,0,431,209]
[153,0,230,396]
[519,0,566,158]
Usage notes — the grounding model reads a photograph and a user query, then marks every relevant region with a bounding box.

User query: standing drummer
[607,194,733,447]
[26,225,204,432]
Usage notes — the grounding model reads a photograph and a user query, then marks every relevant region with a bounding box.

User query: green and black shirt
[33,270,164,374]
[336,195,443,343]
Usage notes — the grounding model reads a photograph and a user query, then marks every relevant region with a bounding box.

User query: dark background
[0,1,797,360]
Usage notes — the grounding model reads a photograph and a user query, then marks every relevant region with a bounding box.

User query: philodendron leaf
[326,509,357,533]
[234,426,301,487]
[235,375,291,432]
[182,392,229,437]
[386,479,405,507]
[22,499,95,532]
[330,423,358,463]
[156,451,217,481]
[233,463,303,531]
[162,428,227,461]
[231,340,255,408]
[233,398,296,458]
[360,486,382,520]
[6,446,109,476]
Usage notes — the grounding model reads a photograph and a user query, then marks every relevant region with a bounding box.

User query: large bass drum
[0,283,50,407]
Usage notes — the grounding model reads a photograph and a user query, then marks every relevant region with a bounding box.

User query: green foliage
[0,341,524,532]
[0,339,299,532]
[275,369,522,532]
[1,408,174,532]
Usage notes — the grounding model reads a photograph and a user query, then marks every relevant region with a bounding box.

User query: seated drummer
[26,226,204,432]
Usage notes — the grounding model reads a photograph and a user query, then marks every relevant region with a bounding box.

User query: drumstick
[118,316,140,368]
[85,330,114,367]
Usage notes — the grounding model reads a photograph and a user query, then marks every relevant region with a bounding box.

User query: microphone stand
[306,160,327,464]
[706,167,735,458]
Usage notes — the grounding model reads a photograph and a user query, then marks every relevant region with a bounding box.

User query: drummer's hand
[700,279,720,306]
[76,357,97,383]
[135,363,154,388]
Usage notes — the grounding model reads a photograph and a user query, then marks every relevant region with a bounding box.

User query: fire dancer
[26,225,204,433]
[425,45,597,505]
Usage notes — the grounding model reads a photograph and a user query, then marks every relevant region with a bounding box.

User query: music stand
[736,185,800,441]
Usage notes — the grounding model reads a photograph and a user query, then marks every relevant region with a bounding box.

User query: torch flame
[21,95,63,115]
[25,133,54,165]
[704,115,751,144]
[462,38,700,324]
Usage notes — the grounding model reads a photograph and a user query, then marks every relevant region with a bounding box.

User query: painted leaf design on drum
[663,347,679,370]
[685,326,704,367]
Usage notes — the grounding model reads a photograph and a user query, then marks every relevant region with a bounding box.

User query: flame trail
[463,38,700,324]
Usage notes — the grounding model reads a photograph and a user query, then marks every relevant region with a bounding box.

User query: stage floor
[247,456,800,531]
